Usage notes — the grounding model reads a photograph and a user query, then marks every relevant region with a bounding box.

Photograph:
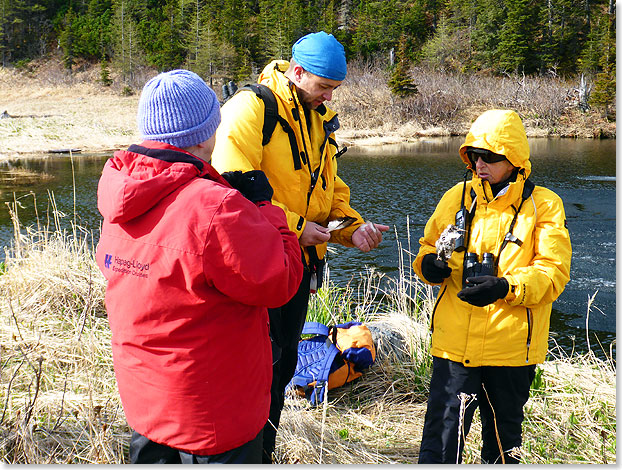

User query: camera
[462,252,495,288]
[453,207,468,252]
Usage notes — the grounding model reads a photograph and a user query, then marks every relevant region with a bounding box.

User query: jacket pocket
[430,285,447,333]
[525,307,533,363]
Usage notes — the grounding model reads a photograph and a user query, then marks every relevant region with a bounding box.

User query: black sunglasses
[466,148,507,165]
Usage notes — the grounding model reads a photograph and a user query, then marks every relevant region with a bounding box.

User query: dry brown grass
[0,58,615,159]
[0,59,141,159]
[0,198,128,463]
[0,201,615,464]
[332,59,616,145]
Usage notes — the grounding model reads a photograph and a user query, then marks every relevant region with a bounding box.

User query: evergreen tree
[589,7,615,118]
[111,0,144,84]
[1,0,49,63]
[217,0,254,78]
[542,0,590,74]
[0,0,13,66]
[469,0,505,70]
[99,57,113,85]
[60,0,112,61]
[579,4,612,74]
[58,8,77,69]
[421,14,470,71]
[182,0,206,70]
[257,0,302,65]
[313,0,338,35]
[388,34,418,96]
[352,0,399,58]
[189,1,238,87]
[497,0,541,73]
[135,0,185,70]
[0,0,615,84]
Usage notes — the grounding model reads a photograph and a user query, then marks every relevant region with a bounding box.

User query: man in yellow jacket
[413,110,571,464]
[212,31,389,463]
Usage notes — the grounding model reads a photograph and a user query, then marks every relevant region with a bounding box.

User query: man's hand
[351,222,390,252]
[299,221,331,247]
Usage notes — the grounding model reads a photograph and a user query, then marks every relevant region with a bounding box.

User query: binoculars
[221,80,238,102]
[462,252,496,288]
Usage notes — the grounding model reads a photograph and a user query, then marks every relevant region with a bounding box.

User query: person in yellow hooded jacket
[212,31,389,463]
[413,109,571,464]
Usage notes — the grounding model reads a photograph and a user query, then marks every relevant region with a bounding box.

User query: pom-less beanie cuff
[137,69,221,149]
[292,31,347,81]
[141,113,220,149]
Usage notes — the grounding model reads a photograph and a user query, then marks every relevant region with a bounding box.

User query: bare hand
[352,222,390,252]
[299,221,331,247]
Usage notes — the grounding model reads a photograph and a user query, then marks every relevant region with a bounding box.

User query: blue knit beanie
[137,69,221,149]
[292,31,347,81]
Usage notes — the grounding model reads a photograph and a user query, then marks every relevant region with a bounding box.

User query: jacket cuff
[503,274,521,305]
[294,216,306,239]
[413,247,436,280]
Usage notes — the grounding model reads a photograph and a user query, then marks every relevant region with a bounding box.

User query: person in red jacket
[95,69,303,464]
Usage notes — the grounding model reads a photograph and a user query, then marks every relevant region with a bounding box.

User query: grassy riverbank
[0,204,615,464]
[0,58,615,159]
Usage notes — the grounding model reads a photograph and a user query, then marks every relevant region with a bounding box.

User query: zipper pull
[335,146,348,158]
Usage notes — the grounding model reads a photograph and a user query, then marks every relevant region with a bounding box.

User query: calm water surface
[0,137,616,356]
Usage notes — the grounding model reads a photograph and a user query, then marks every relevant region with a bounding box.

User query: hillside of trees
[0,0,616,112]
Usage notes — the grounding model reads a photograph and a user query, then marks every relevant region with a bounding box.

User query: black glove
[420,253,452,284]
[457,276,509,307]
[221,170,274,203]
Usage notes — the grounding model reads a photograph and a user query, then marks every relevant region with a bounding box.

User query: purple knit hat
[137,69,221,148]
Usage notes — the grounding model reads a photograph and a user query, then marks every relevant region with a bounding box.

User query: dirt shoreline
[0,67,615,160]
[1,118,615,160]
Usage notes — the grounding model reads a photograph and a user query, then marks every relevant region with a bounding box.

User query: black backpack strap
[242,84,278,146]
[240,84,302,170]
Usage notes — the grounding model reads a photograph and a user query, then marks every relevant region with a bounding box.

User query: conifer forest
[0,0,615,91]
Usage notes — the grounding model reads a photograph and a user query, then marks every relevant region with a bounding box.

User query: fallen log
[48,149,82,154]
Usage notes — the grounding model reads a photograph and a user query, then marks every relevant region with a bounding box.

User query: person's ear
[292,64,305,83]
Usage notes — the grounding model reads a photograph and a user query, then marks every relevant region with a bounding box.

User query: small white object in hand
[436,224,464,261]
[327,216,356,232]
[365,221,379,234]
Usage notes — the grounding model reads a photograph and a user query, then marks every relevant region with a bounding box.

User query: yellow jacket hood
[413,110,572,366]
[459,109,531,178]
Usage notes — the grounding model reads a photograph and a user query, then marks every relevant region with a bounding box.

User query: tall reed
[0,197,128,464]
[0,198,615,464]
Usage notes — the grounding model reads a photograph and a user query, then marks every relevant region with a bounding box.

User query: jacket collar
[471,172,526,208]
[129,142,205,171]
[259,60,338,123]
[133,141,229,185]
[98,141,230,224]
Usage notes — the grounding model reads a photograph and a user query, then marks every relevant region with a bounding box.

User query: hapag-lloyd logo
[105,254,150,279]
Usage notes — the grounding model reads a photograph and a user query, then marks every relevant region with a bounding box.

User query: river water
[0,137,616,357]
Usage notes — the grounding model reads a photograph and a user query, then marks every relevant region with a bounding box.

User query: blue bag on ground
[286,321,376,405]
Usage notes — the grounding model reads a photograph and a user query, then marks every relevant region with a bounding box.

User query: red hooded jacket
[95,141,302,455]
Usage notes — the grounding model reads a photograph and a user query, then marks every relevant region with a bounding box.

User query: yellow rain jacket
[212,60,364,264]
[413,110,571,367]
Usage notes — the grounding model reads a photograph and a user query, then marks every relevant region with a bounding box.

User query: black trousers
[129,429,263,464]
[262,270,311,464]
[418,357,536,464]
